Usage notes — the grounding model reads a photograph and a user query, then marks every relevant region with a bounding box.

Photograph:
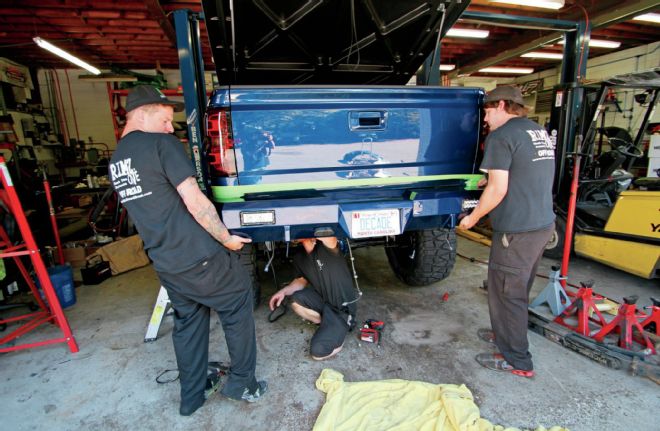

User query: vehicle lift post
[143,10,209,342]
[173,9,210,196]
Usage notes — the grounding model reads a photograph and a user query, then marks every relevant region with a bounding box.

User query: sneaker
[204,373,222,399]
[311,344,343,361]
[475,353,535,378]
[241,380,268,403]
[477,328,496,344]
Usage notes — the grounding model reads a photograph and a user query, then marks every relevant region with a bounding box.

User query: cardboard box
[63,247,86,268]
[77,194,93,207]
[62,240,100,268]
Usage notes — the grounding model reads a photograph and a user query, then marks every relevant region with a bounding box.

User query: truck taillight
[206,110,236,177]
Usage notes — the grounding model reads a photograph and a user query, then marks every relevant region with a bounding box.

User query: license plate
[240,210,275,226]
[351,209,401,238]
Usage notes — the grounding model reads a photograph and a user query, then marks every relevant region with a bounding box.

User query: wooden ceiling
[0,0,658,80]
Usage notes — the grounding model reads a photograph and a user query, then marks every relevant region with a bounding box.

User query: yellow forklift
[543,69,660,279]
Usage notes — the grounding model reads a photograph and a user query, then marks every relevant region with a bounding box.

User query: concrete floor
[0,236,658,431]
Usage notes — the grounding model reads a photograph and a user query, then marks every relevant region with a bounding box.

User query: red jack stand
[554,281,608,336]
[0,157,78,354]
[592,295,655,354]
[640,297,660,337]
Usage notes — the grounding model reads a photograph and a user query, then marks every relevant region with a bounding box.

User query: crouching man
[269,237,358,360]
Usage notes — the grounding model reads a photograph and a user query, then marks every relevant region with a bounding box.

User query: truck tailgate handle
[349,111,387,131]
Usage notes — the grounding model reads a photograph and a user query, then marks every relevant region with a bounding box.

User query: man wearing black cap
[109,85,266,415]
[458,85,555,378]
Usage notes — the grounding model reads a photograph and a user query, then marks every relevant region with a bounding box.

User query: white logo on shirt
[527,129,555,161]
[110,158,151,202]
[316,259,324,271]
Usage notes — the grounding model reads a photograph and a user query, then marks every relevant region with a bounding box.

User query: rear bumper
[220,190,475,242]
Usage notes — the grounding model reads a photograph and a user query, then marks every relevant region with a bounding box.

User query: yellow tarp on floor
[313,369,568,431]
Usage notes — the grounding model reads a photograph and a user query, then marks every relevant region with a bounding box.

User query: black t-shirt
[480,117,555,233]
[110,131,221,273]
[293,242,357,316]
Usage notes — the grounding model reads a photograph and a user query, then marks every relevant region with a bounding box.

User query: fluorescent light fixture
[33,37,101,75]
[559,38,621,49]
[490,0,564,9]
[479,67,534,74]
[440,64,456,71]
[521,51,564,59]
[79,74,137,82]
[446,28,490,38]
[633,13,660,24]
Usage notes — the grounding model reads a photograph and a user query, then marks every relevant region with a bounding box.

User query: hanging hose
[64,69,80,142]
[51,70,70,145]
[42,171,64,265]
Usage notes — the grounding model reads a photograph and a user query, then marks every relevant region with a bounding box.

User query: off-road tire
[236,244,261,308]
[385,228,457,286]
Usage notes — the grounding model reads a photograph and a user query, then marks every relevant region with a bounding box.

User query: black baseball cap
[125,85,184,112]
[484,85,525,106]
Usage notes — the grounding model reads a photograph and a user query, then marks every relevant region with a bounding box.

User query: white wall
[35,68,196,151]
[450,41,660,129]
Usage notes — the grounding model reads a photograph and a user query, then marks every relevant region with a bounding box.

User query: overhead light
[521,51,564,59]
[479,67,534,74]
[559,38,621,49]
[446,28,490,39]
[440,64,456,71]
[33,37,101,75]
[79,73,138,82]
[633,13,660,24]
[489,0,564,9]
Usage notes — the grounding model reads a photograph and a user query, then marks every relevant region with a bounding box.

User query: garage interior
[0,1,659,430]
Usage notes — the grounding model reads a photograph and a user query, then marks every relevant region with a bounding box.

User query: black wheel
[543,216,567,260]
[236,244,261,308]
[385,228,457,286]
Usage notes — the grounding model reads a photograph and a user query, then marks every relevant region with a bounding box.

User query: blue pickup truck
[201,0,483,291]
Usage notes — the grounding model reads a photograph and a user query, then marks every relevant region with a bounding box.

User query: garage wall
[36,69,190,151]
[513,41,660,128]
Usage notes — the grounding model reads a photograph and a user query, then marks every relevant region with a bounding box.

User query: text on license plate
[351,209,401,239]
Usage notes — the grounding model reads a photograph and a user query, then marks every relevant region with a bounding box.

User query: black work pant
[291,288,352,358]
[158,249,258,410]
[488,224,554,371]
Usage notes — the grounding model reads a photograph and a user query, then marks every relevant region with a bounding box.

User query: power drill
[359,319,385,344]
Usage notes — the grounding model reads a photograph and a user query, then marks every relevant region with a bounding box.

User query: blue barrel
[40,264,77,309]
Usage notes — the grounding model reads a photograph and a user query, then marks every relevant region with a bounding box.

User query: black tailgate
[201,0,470,85]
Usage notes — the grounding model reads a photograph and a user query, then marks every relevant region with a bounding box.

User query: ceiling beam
[449,0,659,78]
[143,0,176,47]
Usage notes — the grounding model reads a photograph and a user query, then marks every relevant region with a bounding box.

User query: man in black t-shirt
[109,85,266,416]
[458,85,555,379]
[269,237,358,360]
